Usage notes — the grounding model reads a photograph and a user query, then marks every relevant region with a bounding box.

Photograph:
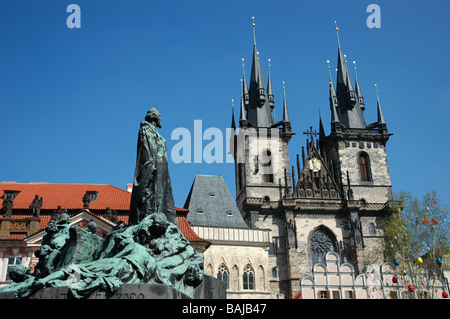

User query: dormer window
[86,191,99,201]
[2,191,20,201]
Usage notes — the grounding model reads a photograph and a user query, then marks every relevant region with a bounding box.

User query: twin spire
[231,19,387,135]
[234,17,291,131]
[327,22,387,131]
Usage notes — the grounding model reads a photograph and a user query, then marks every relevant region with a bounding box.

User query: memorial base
[0,275,226,299]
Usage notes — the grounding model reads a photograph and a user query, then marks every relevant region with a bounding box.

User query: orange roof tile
[0,182,131,211]
[176,212,209,243]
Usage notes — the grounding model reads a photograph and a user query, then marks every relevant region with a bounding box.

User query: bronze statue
[129,108,177,226]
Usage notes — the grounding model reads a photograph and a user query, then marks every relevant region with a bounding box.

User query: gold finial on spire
[242,58,245,68]
[326,60,333,82]
[232,98,235,108]
[252,16,255,27]
[282,80,286,90]
[353,61,359,81]
[374,83,378,93]
[268,58,271,68]
[334,21,342,49]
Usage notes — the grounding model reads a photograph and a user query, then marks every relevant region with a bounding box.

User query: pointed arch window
[310,227,337,267]
[217,264,229,289]
[243,265,254,290]
[358,153,371,182]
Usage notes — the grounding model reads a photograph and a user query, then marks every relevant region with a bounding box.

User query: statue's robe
[129,121,177,226]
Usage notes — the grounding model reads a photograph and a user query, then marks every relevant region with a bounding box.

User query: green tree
[382,190,449,299]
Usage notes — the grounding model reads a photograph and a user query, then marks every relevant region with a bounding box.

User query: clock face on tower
[308,157,321,172]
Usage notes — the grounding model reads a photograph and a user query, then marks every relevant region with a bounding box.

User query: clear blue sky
[1,0,449,208]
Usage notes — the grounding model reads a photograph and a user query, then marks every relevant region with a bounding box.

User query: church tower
[230,19,294,298]
[231,18,293,228]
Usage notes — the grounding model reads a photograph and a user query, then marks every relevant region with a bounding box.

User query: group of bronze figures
[0,108,205,299]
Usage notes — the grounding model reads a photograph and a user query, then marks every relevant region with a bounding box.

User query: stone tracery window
[217,264,229,289]
[310,228,337,267]
[242,264,254,290]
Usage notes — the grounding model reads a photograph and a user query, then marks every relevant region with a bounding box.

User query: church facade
[230,21,393,298]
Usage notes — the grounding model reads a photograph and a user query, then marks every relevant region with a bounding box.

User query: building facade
[184,174,272,299]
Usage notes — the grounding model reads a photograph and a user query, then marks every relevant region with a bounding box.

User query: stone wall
[193,225,271,299]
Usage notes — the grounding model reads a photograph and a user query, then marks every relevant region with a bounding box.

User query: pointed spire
[231,99,236,130]
[331,96,340,126]
[353,61,365,111]
[335,21,347,88]
[282,81,290,123]
[327,59,338,111]
[229,99,237,157]
[252,16,257,46]
[239,79,248,126]
[267,59,275,109]
[375,84,386,125]
[319,108,326,140]
[333,21,366,129]
[242,58,249,107]
[246,17,273,128]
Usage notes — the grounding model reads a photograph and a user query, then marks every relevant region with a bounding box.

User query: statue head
[148,213,168,236]
[46,220,58,233]
[86,221,97,234]
[145,107,162,128]
[36,244,52,257]
[58,213,71,225]
[8,265,31,283]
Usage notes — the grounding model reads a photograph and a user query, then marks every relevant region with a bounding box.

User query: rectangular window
[345,290,355,299]
[332,291,340,299]
[318,290,329,299]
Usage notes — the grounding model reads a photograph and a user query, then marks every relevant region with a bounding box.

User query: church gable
[292,131,341,200]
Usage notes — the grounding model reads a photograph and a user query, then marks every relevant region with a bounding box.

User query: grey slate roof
[183,174,248,228]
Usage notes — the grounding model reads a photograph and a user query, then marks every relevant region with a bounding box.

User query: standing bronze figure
[129,108,177,226]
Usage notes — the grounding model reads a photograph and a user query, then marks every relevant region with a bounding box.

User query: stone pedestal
[0,276,226,299]
[194,275,227,299]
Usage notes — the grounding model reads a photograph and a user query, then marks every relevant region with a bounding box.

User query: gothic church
[230,21,392,298]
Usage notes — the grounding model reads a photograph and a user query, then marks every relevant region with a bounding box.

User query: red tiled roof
[0,233,27,240]
[0,182,131,211]
[176,212,209,242]
[0,182,208,245]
